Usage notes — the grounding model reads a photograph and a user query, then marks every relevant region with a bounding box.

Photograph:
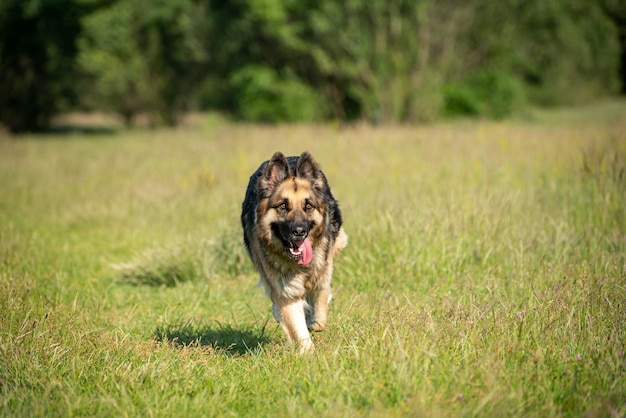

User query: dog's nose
[291,224,307,238]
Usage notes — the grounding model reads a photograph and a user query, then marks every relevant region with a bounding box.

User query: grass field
[1,101,625,417]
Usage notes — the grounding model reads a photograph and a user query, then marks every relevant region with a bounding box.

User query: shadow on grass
[154,319,272,356]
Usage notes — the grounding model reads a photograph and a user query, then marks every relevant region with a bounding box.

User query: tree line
[1,0,624,132]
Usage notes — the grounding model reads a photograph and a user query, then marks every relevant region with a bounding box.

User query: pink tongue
[295,238,313,265]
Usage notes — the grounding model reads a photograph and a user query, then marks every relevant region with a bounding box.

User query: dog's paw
[309,321,326,332]
[296,338,314,354]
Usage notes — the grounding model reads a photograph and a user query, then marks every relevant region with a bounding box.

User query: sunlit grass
[1,102,625,417]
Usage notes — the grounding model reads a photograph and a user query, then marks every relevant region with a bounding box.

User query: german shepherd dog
[241,151,347,353]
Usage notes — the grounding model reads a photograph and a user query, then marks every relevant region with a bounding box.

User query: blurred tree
[210,0,470,123]
[203,0,330,123]
[431,0,623,119]
[218,0,620,123]
[78,0,211,126]
[1,0,622,130]
[229,65,327,123]
[0,0,90,132]
[300,0,466,123]
[600,0,626,93]
[511,0,620,105]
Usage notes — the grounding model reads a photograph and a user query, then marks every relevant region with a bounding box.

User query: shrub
[444,71,525,119]
[230,66,328,123]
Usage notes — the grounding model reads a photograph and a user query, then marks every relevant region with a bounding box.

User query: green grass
[1,102,625,417]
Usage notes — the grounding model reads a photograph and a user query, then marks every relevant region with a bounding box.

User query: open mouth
[286,238,313,265]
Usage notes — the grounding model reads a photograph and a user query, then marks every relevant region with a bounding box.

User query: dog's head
[258,151,326,265]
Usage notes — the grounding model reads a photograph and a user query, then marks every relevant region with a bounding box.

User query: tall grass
[1,102,624,417]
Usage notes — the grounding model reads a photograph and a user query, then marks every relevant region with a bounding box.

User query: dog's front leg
[307,287,332,332]
[277,298,313,354]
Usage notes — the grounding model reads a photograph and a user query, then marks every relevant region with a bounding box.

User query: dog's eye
[276,202,288,211]
[304,202,314,212]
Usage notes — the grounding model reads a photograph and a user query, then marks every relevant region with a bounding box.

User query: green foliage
[444,71,525,119]
[294,1,465,122]
[78,0,211,126]
[230,66,328,122]
[77,3,143,125]
[0,0,88,132]
[509,0,621,105]
[0,0,623,130]
[210,0,622,122]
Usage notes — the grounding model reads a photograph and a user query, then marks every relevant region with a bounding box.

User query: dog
[241,151,347,353]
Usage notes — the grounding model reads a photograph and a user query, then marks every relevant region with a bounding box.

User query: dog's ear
[262,151,290,190]
[296,151,324,189]
[296,151,320,180]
